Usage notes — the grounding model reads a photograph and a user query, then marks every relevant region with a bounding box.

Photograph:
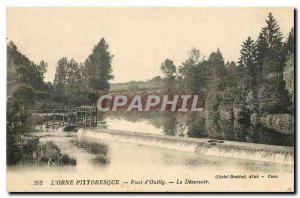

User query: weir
[78,128,294,165]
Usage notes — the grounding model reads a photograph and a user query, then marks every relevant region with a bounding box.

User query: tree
[53,57,68,96]
[161,59,176,80]
[7,41,47,92]
[161,59,177,94]
[6,41,48,164]
[256,12,290,113]
[237,37,259,121]
[178,48,206,94]
[238,37,258,91]
[206,49,226,91]
[85,38,113,93]
[37,60,48,78]
[179,48,208,107]
[53,57,88,106]
[285,28,294,55]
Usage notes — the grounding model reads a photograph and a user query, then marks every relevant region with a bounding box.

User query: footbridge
[26,106,97,129]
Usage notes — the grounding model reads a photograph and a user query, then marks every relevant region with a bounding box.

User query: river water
[7,125,294,192]
[102,112,294,146]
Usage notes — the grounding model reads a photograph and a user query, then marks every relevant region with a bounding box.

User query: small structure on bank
[76,106,97,128]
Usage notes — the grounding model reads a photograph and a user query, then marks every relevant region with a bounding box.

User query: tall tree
[37,60,48,78]
[225,61,239,88]
[161,59,177,94]
[178,48,206,94]
[237,37,259,122]
[53,57,87,106]
[85,38,113,93]
[238,37,259,95]
[53,57,68,96]
[256,12,290,113]
[206,48,226,92]
[284,28,294,55]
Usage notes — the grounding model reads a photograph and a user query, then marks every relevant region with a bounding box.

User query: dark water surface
[101,112,294,147]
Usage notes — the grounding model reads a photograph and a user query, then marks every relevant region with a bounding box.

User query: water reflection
[101,111,293,147]
[162,112,178,136]
[207,118,294,146]
[186,112,207,138]
[72,138,110,166]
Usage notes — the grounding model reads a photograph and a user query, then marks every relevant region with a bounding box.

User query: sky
[7,7,294,83]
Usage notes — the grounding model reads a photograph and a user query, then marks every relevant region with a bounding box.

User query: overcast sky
[7,7,294,83]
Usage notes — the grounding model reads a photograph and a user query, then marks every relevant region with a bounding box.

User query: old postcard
[6,7,294,192]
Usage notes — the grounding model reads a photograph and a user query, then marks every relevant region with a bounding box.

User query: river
[7,123,294,192]
[102,112,294,146]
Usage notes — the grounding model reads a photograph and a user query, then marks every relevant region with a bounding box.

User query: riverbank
[14,130,77,167]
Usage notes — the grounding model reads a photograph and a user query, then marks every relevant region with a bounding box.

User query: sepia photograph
[5,7,295,192]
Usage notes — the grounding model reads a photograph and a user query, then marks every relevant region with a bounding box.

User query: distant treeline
[110,76,163,93]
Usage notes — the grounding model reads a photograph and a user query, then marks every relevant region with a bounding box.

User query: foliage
[84,38,114,93]
[160,12,294,136]
[283,54,294,109]
[259,114,294,134]
[256,13,291,113]
[162,113,178,136]
[7,41,48,92]
[206,49,227,92]
[7,41,49,164]
[161,59,177,94]
[52,38,114,107]
[7,98,29,164]
[179,48,206,94]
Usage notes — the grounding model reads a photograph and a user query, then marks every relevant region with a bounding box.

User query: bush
[38,141,76,166]
[260,114,294,134]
